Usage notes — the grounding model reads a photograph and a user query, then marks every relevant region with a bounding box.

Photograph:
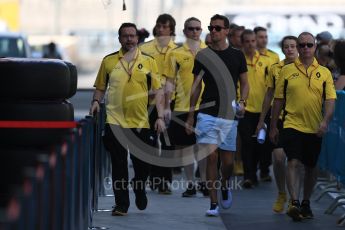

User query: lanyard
[294,62,318,78]
[247,53,260,68]
[119,51,139,81]
[155,45,170,61]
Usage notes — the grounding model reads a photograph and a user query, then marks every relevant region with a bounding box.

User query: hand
[164,108,171,125]
[255,121,266,136]
[185,114,194,135]
[89,101,100,116]
[317,120,328,137]
[237,102,246,118]
[155,118,166,134]
[269,127,279,145]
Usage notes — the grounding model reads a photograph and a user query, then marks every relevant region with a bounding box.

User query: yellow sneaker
[273,192,287,213]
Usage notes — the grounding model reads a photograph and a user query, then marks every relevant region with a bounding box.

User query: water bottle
[257,123,267,144]
[232,100,244,118]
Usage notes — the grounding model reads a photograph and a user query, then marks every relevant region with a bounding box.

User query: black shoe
[182,183,196,197]
[158,182,172,195]
[198,181,209,197]
[112,206,128,216]
[287,200,302,221]
[300,200,314,219]
[135,191,148,210]
[242,179,254,189]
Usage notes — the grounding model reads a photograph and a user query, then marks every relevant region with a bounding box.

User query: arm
[164,77,175,124]
[185,73,203,135]
[238,71,249,115]
[317,99,335,137]
[89,89,105,115]
[154,88,166,133]
[256,87,274,134]
[269,98,284,144]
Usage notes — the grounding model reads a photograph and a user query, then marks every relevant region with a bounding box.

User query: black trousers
[238,111,273,182]
[103,124,151,209]
[148,105,172,185]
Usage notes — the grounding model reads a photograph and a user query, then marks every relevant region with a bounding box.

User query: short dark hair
[298,32,316,43]
[210,14,230,28]
[118,22,138,36]
[155,14,176,36]
[230,25,245,37]
[253,26,267,34]
[241,29,255,42]
[184,17,201,29]
[280,35,298,53]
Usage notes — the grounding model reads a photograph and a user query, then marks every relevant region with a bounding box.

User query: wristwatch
[238,99,246,106]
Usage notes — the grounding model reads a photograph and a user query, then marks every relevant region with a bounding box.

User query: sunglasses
[208,25,226,32]
[187,27,202,32]
[298,43,314,48]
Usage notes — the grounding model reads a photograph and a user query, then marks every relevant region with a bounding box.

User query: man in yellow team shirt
[238,29,272,188]
[139,14,178,194]
[256,35,299,213]
[254,26,280,67]
[90,23,165,216]
[165,17,208,197]
[270,32,336,221]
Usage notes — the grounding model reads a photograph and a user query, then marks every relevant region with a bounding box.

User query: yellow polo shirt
[267,60,287,119]
[266,60,285,89]
[139,38,178,84]
[165,42,207,111]
[244,50,271,113]
[275,58,337,133]
[94,48,161,128]
[260,48,280,67]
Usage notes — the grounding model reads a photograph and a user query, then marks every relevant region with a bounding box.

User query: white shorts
[195,113,238,151]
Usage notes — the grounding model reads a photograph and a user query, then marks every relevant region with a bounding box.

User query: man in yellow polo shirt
[254,26,280,67]
[164,17,208,197]
[90,22,165,216]
[139,14,178,194]
[270,32,336,221]
[238,29,272,188]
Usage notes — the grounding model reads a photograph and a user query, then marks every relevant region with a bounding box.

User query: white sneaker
[219,188,232,209]
[205,206,219,217]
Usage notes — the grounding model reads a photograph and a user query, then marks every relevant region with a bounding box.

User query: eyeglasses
[187,27,202,32]
[208,25,226,32]
[298,43,314,48]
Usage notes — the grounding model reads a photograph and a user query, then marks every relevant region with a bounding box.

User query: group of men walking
[89,13,336,221]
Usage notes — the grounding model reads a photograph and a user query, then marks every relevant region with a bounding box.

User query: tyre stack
[0,58,77,229]
[0,58,77,146]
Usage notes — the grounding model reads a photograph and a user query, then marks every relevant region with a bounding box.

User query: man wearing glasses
[270,32,336,221]
[186,14,249,216]
[90,23,165,216]
[165,17,208,198]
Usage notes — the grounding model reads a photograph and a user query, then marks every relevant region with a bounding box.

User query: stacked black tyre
[0,58,77,147]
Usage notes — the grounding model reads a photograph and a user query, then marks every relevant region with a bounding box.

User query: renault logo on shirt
[258,62,262,67]
[291,73,299,79]
[138,63,143,69]
[316,72,321,78]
